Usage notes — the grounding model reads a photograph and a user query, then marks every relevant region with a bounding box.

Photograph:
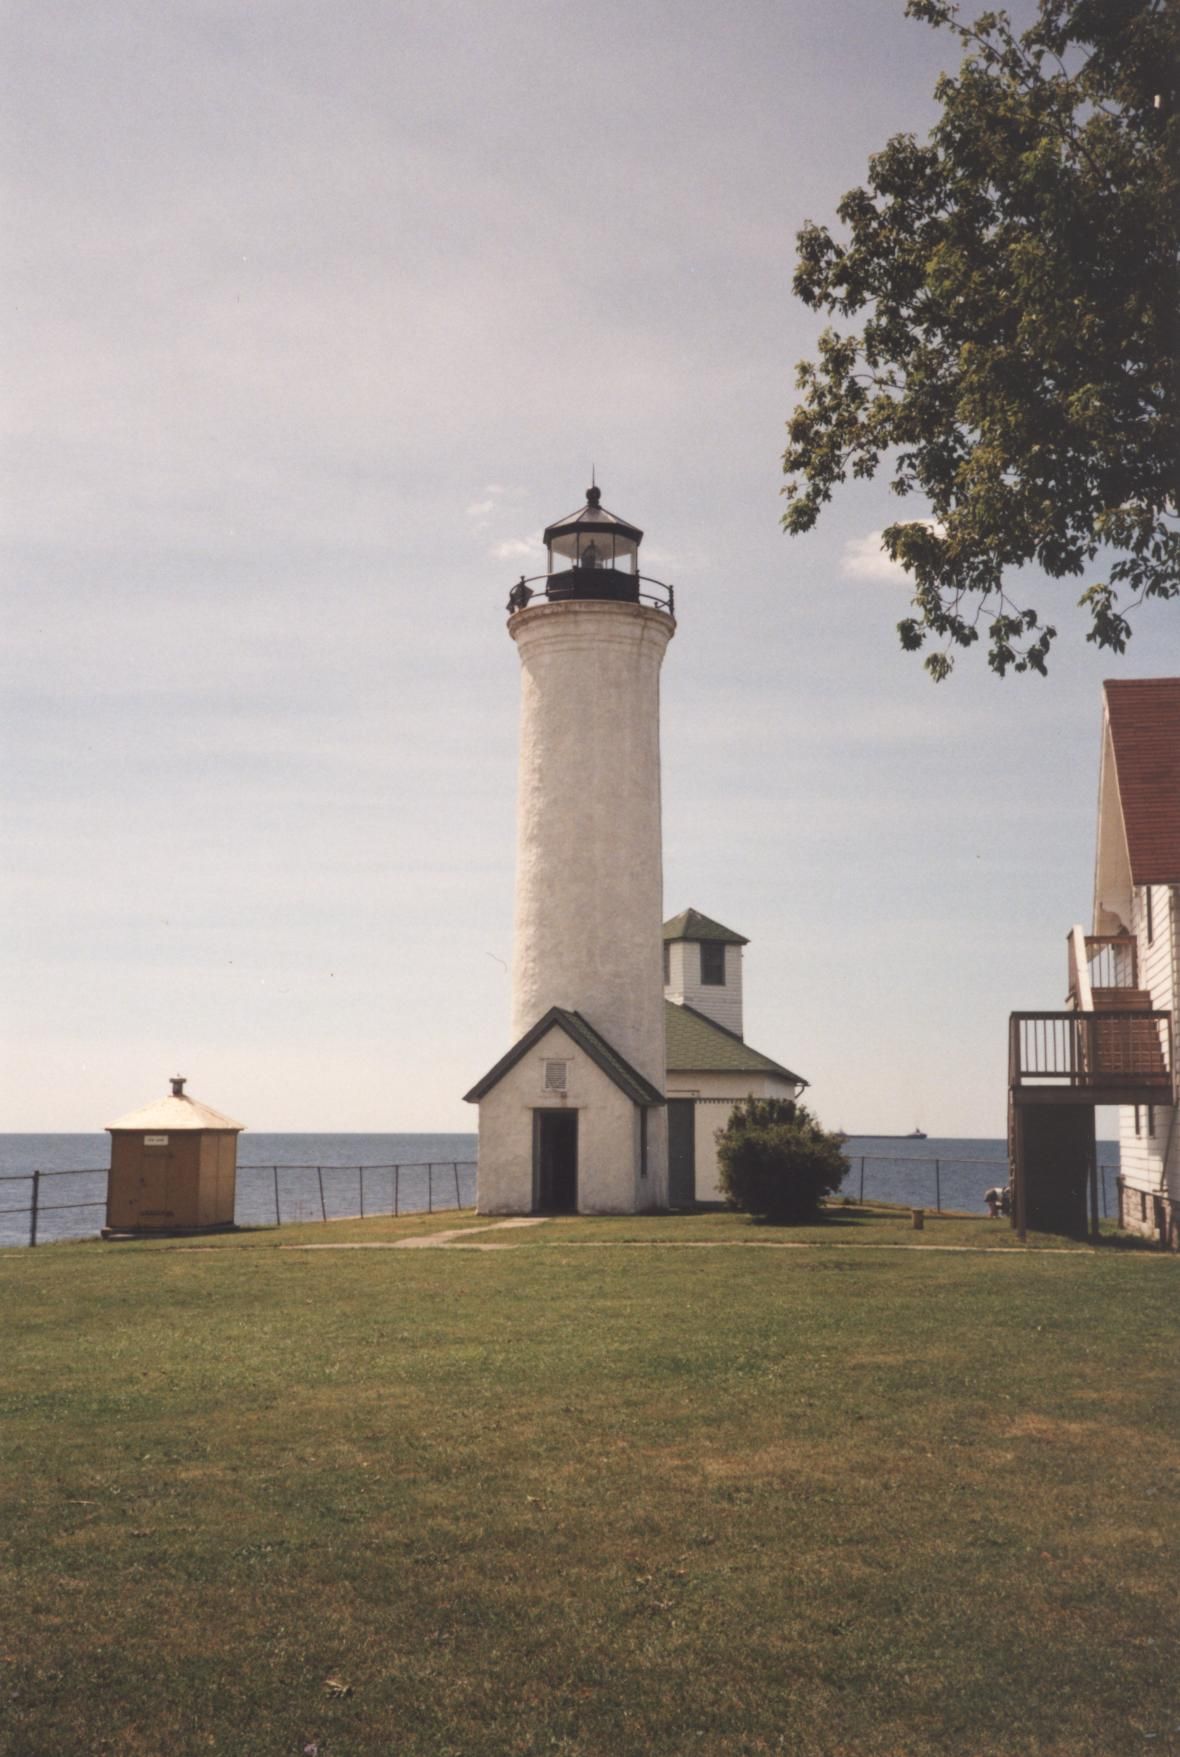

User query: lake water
[840,1134,1120,1217]
[0,1131,1119,1248]
[0,1133,479,1249]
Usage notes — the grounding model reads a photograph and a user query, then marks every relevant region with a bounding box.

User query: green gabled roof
[665,1000,804,1084]
[464,1007,665,1107]
[662,907,748,946]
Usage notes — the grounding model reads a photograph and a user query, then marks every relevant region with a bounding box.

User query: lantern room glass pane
[547,530,639,572]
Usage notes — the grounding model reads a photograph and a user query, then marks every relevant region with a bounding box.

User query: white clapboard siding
[1118,884,1179,1206]
[678,942,745,1038]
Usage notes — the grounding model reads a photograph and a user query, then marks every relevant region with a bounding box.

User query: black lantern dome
[541,484,643,601]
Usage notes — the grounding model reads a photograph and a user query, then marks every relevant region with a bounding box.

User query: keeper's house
[1008,678,1178,1242]
[663,908,806,1206]
[1092,679,1179,1241]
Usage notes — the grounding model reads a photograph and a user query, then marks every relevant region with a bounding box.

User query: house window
[663,942,671,986]
[1147,1105,1155,1137]
[544,1060,568,1093]
[700,941,726,985]
[1145,885,1154,945]
[1140,1190,1148,1222]
[1134,1105,1141,1136]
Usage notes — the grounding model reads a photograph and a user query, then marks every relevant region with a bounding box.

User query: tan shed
[103,1076,245,1236]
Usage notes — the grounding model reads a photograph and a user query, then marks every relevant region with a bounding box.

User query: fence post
[273,1166,281,1225]
[30,1169,40,1248]
[317,1167,327,1223]
[453,1162,461,1208]
[428,1164,433,1214]
[859,1157,865,1203]
[395,1166,400,1216]
[359,1166,365,1218]
[934,1159,941,1213]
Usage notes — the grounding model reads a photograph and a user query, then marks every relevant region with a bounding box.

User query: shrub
[715,1097,847,1223]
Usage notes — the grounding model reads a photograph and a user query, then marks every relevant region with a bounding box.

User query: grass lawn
[2,1211,1177,1756]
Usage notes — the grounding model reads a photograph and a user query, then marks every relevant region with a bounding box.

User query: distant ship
[839,1127,929,1140]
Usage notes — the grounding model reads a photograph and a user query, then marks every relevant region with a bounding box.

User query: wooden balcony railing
[1010,1009,1173,1105]
[1066,928,1138,1007]
[1083,934,1138,990]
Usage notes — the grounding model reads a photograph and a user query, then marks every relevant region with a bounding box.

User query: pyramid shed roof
[107,1087,245,1132]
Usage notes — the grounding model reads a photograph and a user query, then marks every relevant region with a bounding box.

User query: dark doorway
[1015,1103,1094,1237]
[535,1110,578,1213]
[667,1099,696,1207]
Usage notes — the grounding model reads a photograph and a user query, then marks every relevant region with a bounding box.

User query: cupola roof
[543,484,643,550]
[662,907,749,946]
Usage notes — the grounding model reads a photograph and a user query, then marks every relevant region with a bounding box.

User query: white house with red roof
[1093,679,1180,1241]
[1008,678,1178,1243]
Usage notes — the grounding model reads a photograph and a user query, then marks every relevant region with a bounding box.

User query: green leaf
[783,0,1180,679]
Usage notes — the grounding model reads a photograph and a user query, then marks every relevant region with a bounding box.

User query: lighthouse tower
[465,484,675,1214]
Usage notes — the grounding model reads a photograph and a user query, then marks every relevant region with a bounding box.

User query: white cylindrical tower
[508,484,675,1188]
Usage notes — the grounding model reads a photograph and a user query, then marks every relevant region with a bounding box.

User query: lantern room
[541,484,643,601]
[103,1075,245,1237]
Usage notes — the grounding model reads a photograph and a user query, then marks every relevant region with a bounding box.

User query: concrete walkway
[280,1217,548,1251]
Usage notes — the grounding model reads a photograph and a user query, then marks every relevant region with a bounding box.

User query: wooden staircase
[1088,989,1170,1083]
[1008,931,1173,1240]
[1009,930,1172,1109]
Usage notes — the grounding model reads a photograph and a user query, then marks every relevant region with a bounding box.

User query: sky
[2,0,1176,1137]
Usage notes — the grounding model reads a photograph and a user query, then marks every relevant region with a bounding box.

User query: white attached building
[663,908,807,1205]
[466,1007,665,1214]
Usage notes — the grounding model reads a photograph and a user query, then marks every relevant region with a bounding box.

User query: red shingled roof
[1105,678,1180,884]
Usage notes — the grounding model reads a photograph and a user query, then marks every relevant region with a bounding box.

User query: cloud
[465,484,539,560]
[841,523,942,583]
[466,484,528,537]
[641,543,707,577]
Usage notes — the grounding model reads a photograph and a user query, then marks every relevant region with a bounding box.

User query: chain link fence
[0,1160,478,1248]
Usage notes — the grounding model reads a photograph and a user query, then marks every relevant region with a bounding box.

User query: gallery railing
[507,572,675,616]
[1083,934,1138,991]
